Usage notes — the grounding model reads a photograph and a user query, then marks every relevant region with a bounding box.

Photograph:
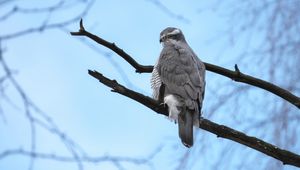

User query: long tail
[178,109,193,148]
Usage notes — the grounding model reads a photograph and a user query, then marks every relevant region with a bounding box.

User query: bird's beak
[159,35,165,43]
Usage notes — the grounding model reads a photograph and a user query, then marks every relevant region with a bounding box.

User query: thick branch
[88,70,300,168]
[70,19,300,109]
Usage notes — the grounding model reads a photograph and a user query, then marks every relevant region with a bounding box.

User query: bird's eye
[167,34,177,39]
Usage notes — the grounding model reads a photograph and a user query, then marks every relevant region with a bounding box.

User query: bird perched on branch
[151,27,205,147]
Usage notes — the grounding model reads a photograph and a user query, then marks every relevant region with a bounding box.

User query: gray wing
[192,52,206,110]
[156,44,205,113]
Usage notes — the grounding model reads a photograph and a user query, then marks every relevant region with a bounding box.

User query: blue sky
[0,0,299,170]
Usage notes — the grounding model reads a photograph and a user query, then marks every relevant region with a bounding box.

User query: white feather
[168,29,181,35]
[164,94,181,122]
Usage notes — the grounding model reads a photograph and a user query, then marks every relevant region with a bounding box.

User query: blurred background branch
[1,0,299,170]
[0,1,159,170]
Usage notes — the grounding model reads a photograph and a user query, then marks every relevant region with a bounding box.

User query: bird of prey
[151,27,205,147]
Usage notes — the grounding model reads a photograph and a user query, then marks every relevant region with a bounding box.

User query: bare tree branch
[70,19,300,167]
[87,69,300,168]
[70,19,300,109]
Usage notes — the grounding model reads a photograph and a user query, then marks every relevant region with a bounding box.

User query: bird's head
[159,27,186,44]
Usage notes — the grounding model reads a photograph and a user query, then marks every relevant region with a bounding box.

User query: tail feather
[163,94,194,147]
[178,110,193,148]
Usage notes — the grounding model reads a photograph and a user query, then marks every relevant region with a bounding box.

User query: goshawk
[151,27,205,147]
